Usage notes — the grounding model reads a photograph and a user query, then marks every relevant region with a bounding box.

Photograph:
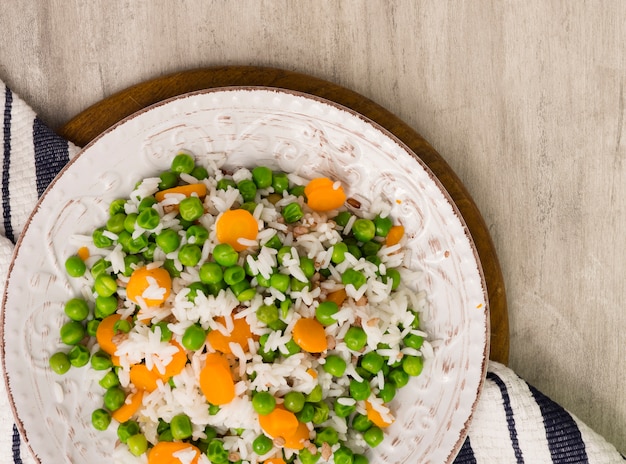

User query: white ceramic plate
[2,88,488,463]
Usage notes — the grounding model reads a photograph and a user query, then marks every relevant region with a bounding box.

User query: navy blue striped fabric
[33,116,70,198]
[487,371,524,463]
[529,383,589,463]
[2,86,14,244]
[453,436,478,464]
[11,424,22,464]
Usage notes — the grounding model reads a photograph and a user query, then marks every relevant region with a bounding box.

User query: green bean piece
[199,261,223,284]
[182,324,206,351]
[117,420,140,444]
[315,301,339,326]
[216,178,236,191]
[91,408,111,431]
[171,153,195,174]
[402,355,424,377]
[334,399,356,418]
[282,202,304,223]
[389,368,410,388]
[252,434,273,455]
[341,269,367,289]
[179,196,204,222]
[311,401,330,424]
[207,439,229,464]
[99,370,120,389]
[334,445,354,464]
[263,233,282,249]
[212,243,238,267]
[136,207,160,230]
[156,228,181,253]
[152,321,173,342]
[91,350,113,371]
[49,351,71,375]
[170,413,193,439]
[363,426,384,447]
[191,165,209,180]
[60,321,86,345]
[252,391,276,415]
[360,351,384,374]
[323,355,347,377]
[283,391,306,413]
[252,166,273,189]
[270,273,290,293]
[352,218,376,242]
[86,319,100,337]
[331,242,349,264]
[126,433,148,456]
[186,224,209,246]
[186,282,208,303]
[138,196,156,212]
[103,386,126,411]
[256,304,279,325]
[68,344,90,367]
[123,213,138,233]
[280,298,292,318]
[109,198,127,216]
[351,414,373,432]
[224,265,246,285]
[64,298,90,321]
[344,326,367,351]
[95,295,118,318]
[92,227,113,248]
[272,172,289,194]
[349,379,371,401]
[178,243,202,267]
[64,255,86,278]
[237,179,257,202]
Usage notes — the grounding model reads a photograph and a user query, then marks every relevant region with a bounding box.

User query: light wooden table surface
[1,0,624,454]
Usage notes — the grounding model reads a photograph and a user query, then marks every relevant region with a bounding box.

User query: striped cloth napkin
[0,81,623,464]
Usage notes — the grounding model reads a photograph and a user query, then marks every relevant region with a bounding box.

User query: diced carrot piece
[199,353,235,405]
[258,406,299,440]
[96,314,122,355]
[324,288,347,307]
[112,389,144,423]
[77,246,90,261]
[282,421,310,450]
[263,459,287,464]
[148,441,201,464]
[126,266,172,307]
[304,177,346,212]
[365,400,394,428]
[215,209,258,251]
[129,364,160,392]
[207,317,254,354]
[385,225,405,247]
[157,341,188,380]
[154,183,207,202]
[306,368,318,379]
[292,318,328,353]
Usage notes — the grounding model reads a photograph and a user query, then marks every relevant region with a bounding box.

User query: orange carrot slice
[292,318,328,353]
[365,400,395,428]
[96,314,122,355]
[126,266,172,306]
[111,389,144,423]
[207,317,254,354]
[304,177,346,212]
[258,406,299,440]
[154,183,207,202]
[385,225,405,247]
[282,421,310,450]
[215,209,258,251]
[199,352,235,405]
[324,288,347,307]
[156,341,188,380]
[148,441,201,464]
[263,459,287,464]
[129,364,160,392]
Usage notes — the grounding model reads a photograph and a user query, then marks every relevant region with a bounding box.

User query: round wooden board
[59,66,508,365]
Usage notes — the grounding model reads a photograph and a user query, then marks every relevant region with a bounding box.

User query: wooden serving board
[59,66,509,365]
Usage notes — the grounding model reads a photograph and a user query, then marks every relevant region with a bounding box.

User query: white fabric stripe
[465,375,518,463]
[488,361,554,463]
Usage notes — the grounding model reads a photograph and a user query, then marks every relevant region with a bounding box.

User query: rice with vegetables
[52,152,431,464]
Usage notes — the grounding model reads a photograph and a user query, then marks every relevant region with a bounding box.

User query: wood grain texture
[0,0,624,453]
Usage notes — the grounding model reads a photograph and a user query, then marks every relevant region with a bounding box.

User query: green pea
[49,351,70,375]
[186,282,208,303]
[216,178,236,191]
[224,265,246,285]
[99,370,120,389]
[389,368,409,388]
[270,273,290,293]
[212,243,238,267]
[314,426,339,446]
[170,413,193,439]
[90,258,109,279]
[256,304,279,325]
[208,404,221,415]
[92,227,113,248]
[60,321,86,345]
[252,391,276,415]
[64,255,86,277]
[109,198,127,216]
[402,355,424,377]
[91,350,113,371]
[202,425,218,441]
[299,257,315,279]
[384,268,401,290]
[272,172,289,194]
[156,228,181,253]
[361,351,384,374]
[361,240,382,257]
[171,153,195,174]
[344,326,367,351]
[117,420,140,444]
[334,211,352,228]
[128,234,149,254]
[240,201,257,214]
[334,399,356,418]
[68,344,90,367]
[207,439,229,464]
[349,379,371,401]
[403,333,424,350]
[182,323,206,351]
[296,402,315,423]
[283,202,304,224]
[252,434,273,455]
[290,184,306,198]
[378,383,397,403]
[64,298,90,321]
[353,454,369,464]
[263,233,282,250]
[163,258,182,278]
[351,413,373,432]
[178,243,202,267]
[103,386,126,411]
[199,262,223,285]
[276,246,293,265]
[311,401,330,424]
[280,298,292,318]
[86,319,100,337]
[114,319,132,334]
[373,215,393,237]
[237,179,257,202]
[363,426,384,447]
[126,433,148,456]
[315,301,339,326]
[136,207,160,230]
[186,224,209,246]
[191,165,209,180]
[232,280,256,301]
[331,242,349,264]
[323,355,347,377]
[158,428,173,442]
[283,338,301,356]
[283,391,305,413]
[334,445,354,464]
[94,274,117,297]
[341,269,366,289]
[106,212,127,234]
[259,345,277,363]
[138,196,156,212]
[123,213,138,233]
[352,218,376,242]
[347,244,362,259]
[158,171,179,190]
[290,276,309,292]
[95,295,118,318]
[206,280,227,296]
[179,196,204,221]
[152,321,173,342]
[255,272,271,288]
[305,384,323,403]
[91,408,111,431]
[252,166,273,189]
